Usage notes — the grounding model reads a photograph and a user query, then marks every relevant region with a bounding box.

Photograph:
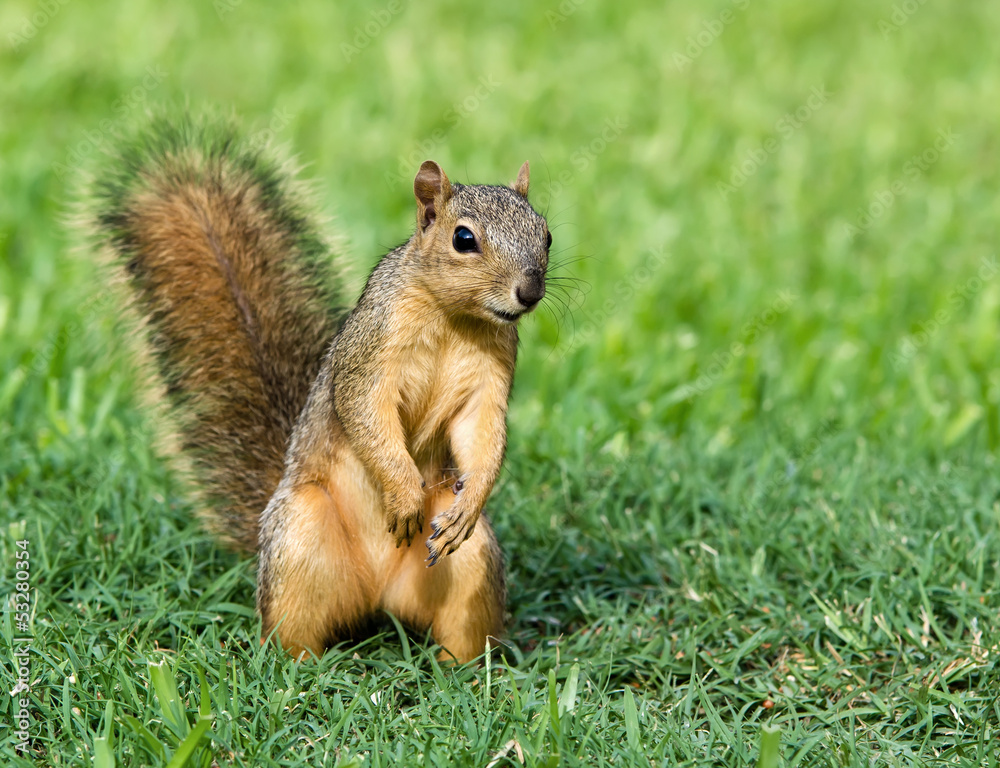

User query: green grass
[2,0,999,765]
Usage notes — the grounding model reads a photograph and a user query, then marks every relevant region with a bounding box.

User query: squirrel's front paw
[425,504,479,566]
[384,481,426,547]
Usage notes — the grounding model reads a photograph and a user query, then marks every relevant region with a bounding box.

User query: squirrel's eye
[452,226,479,253]
[546,231,553,250]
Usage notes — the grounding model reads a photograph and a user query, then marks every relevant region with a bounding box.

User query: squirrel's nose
[515,273,546,308]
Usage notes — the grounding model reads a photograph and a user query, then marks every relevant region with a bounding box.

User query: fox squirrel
[91,116,550,663]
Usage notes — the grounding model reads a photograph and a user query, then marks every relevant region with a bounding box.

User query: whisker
[549,253,593,271]
[545,204,577,226]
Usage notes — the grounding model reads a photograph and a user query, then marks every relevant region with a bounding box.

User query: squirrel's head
[412,160,549,326]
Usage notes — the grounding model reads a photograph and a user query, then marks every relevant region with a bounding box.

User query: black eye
[452,226,478,253]
[546,231,552,250]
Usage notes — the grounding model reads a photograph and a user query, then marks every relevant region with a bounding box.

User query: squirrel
[90,116,550,663]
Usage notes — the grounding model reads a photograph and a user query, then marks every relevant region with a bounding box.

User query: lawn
[2,0,999,765]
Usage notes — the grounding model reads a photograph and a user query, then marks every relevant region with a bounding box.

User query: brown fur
[94,122,548,664]
[100,150,342,551]
[259,162,549,662]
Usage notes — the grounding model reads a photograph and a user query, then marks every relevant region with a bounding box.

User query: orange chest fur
[392,327,511,458]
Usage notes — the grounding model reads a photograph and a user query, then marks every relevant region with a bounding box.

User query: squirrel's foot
[425,505,479,566]
[384,482,426,547]
[387,509,425,547]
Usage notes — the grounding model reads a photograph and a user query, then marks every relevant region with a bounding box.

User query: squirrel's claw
[388,511,424,548]
[425,508,479,566]
[425,522,444,566]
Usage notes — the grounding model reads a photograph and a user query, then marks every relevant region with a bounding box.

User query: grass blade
[558,664,580,716]
[123,715,167,761]
[756,724,781,768]
[93,737,114,768]
[149,659,188,738]
[93,699,115,768]
[198,666,211,720]
[547,669,561,737]
[623,686,639,750]
[164,717,212,768]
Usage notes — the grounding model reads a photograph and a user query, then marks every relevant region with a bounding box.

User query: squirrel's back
[90,116,347,551]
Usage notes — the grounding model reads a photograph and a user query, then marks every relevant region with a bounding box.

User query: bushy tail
[91,115,346,552]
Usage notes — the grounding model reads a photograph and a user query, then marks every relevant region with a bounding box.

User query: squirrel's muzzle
[515,269,546,309]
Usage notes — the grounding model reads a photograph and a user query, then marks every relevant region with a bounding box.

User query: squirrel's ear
[414,160,452,232]
[513,161,530,198]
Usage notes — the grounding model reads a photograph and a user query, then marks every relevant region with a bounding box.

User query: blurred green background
[2,0,999,765]
[3,0,1000,447]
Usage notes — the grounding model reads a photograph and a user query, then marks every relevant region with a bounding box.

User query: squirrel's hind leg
[257,483,377,659]
[380,487,507,664]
